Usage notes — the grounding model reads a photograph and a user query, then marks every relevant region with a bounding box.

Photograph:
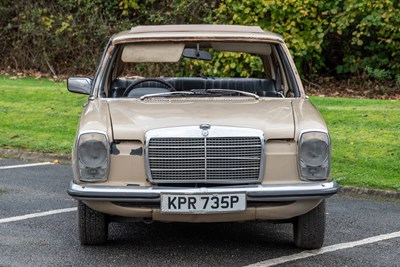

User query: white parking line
[245,231,400,267]
[0,162,54,170]
[0,207,77,224]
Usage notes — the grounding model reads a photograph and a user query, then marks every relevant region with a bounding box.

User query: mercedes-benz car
[67,24,339,248]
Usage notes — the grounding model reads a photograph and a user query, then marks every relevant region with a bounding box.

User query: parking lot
[1,158,399,267]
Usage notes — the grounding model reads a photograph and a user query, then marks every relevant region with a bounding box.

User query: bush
[1,0,127,74]
[1,0,215,75]
[1,0,400,81]
[330,1,400,79]
[213,0,400,80]
[213,0,337,76]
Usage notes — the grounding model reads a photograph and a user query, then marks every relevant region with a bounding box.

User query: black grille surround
[145,127,265,184]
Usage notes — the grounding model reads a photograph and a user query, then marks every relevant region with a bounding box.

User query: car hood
[107,98,294,141]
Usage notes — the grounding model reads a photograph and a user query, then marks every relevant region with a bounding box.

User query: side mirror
[67,77,93,95]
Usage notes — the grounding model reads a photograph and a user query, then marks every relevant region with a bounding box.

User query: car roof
[112,24,284,44]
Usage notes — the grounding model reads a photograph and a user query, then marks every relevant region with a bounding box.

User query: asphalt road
[1,158,399,267]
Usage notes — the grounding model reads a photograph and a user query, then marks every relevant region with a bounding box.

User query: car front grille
[145,127,264,183]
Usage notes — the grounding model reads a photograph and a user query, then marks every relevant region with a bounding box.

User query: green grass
[0,75,86,154]
[310,97,400,191]
[0,76,399,190]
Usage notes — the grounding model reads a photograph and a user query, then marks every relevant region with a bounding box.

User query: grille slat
[147,136,263,183]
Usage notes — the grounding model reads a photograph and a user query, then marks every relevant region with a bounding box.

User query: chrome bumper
[67,180,340,203]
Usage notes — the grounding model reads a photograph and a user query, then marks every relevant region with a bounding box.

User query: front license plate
[160,193,246,214]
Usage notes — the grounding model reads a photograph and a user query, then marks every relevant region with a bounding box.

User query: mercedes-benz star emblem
[200,124,211,137]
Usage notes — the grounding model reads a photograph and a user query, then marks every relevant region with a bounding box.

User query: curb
[0,148,71,165]
[338,186,400,201]
[1,148,399,201]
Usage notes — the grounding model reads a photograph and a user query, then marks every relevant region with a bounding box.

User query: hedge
[2,0,400,80]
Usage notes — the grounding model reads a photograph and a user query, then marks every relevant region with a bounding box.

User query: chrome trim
[67,180,340,202]
[144,126,265,184]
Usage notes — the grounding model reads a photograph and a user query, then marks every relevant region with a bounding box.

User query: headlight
[77,132,109,182]
[298,131,330,180]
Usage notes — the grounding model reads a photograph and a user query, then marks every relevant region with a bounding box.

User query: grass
[0,75,399,191]
[310,97,400,191]
[0,75,86,154]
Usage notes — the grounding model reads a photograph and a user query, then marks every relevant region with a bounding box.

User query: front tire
[293,200,326,249]
[78,201,108,245]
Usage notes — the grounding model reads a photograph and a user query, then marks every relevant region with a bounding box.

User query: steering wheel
[122,78,176,97]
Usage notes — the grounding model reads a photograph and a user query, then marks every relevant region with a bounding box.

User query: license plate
[160,193,246,214]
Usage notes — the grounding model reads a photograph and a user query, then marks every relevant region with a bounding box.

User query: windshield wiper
[205,89,259,100]
[140,91,194,100]
[140,89,260,100]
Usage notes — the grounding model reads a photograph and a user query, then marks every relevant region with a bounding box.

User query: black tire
[293,200,326,249]
[78,201,108,245]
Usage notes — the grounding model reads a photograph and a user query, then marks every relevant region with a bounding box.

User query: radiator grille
[147,136,263,183]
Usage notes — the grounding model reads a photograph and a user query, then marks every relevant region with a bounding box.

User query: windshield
[103,41,297,99]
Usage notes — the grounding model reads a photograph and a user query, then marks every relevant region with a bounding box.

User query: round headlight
[78,138,108,168]
[76,132,109,182]
[300,138,329,167]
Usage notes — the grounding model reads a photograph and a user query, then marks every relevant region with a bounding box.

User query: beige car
[67,24,339,248]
